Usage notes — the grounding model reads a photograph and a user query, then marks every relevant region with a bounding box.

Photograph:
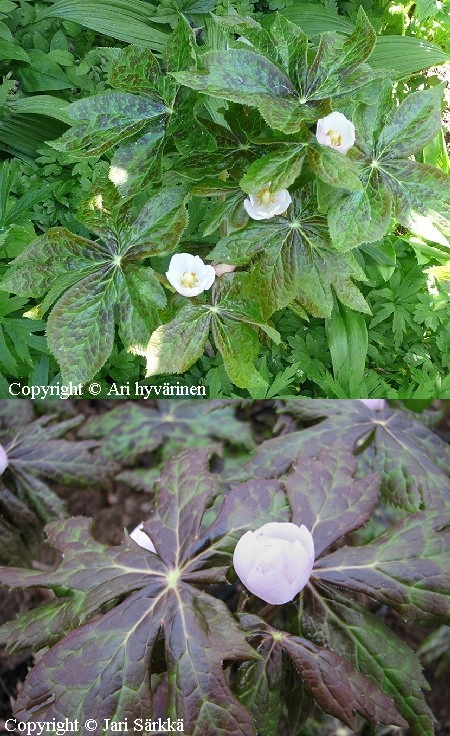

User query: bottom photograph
[1,398,450,736]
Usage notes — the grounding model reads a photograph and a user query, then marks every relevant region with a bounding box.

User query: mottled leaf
[79,400,254,463]
[376,84,444,159]
[47,270,116,385]
[237,614,406,730]
[50,92,166,156]
[284,442,380,556]
[125,186,188,256]
[305,8,376,100]
[233,633,283,736]
[301,583,435,736]
[308,146,362,190]
[240,146,306,195]
[282,634,406,729]
[0,459,261,734]
[137,305,211,378]
[314,509,450,622]
[237,400,450,511]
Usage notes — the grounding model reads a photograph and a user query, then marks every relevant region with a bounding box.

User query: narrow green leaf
[37,0,168,51]
[325,302,368,392]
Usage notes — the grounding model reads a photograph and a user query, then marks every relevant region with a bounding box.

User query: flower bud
[233,522,314,605]
[243,187,292,220]
[214,263,236,277]
[166,253,216,297]
[129,523,156,553]
[316,111,355,155]
[359,399,386,411]
[0,444,8,475]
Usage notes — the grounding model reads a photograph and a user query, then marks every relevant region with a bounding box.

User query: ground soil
[1,400,450,734]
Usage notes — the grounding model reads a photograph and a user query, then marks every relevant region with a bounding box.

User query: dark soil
[1,400,450,734]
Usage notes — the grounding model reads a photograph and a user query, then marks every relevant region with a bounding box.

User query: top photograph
[0,0,449,400]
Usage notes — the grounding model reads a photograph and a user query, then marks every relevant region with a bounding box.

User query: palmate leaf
[208,189,370,318]
[135,274,280,392]
[314,509,450,622]
[78,399,254,464]
[234,400,450,511]
[284,442,380,556]
[300,584,435,736]
[325,82,450,248]
[0,186,188,385]
[236,614,406,731]
[174,9,378,133]
[0,450,289,734]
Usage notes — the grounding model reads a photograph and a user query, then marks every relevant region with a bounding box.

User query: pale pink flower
[233,522,314,605]
[0,444,8,475]
[129,523,156,553]
[359,399,386,411]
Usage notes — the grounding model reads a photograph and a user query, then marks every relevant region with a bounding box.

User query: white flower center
[326,129,343,147]
[180,271,199,288]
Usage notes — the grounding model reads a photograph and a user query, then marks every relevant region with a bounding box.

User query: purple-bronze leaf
[14,583,167,730]
[235,400,450,512]
[284,442,380,556]
[184,479,289,574]
[300,583,435,736]
[0,517,167,652]
[236,614,406,730]
[281,635,407,730]
[314,509,450,622]
[164,585,258,736]
[142,448,221,567]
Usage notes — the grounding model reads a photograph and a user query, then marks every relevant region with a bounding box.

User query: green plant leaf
[235,401,450,512]
[240,146,306,195]
[308,146,362,191]
[376,85,444,159]
[237,615,406,730]
[137,304,212,377]
[50,92,166,156]
[305,8,376,100]
[47,270,116,385]
[325,302,368,392]
[37,0,168,51]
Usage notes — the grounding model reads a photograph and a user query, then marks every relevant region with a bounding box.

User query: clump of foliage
[1,399,450,733]
[1,2,449,397]
[0,399,117,566]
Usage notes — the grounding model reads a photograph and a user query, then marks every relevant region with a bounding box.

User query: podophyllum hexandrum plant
[2,400,450,735]
[1,9,449,393]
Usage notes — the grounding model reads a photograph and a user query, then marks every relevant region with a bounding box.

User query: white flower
[243,187,292,220]
[166,253,216,297]
[0,444,8,475]
[214,263,236,277]
[129,523,156,553]
[316,111,355,155]
[233,522,315,605]
[359,399,386,411]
